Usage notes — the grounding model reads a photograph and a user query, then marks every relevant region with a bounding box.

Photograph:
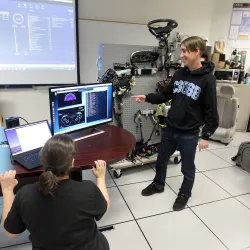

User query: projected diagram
[58,91,82,108]
[58,106,85,128]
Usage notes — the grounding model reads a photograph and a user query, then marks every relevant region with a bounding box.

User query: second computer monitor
[49,83,113,136]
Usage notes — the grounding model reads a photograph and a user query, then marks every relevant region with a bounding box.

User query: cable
[131,112,161,161]
[137,113,144,142]
[133,110,141,132]
[0,141,8,146]
[113,96,123,128]
[145,123,156,145]
[10,153,15,165]
[18,117,29,124]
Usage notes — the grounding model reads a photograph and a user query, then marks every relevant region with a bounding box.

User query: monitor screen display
[49,83,113,135]
[4,120,52,156]
[0,0,79,85]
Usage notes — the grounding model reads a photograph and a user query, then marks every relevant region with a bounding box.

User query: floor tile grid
[99,170,135,228]
[198,166,234,174]
[166,168,236,211]
[241,247,250,250]
[207,146,250,178]
[144,163,250,250]
[208,146,235,165]
[148,158,235,211]
[149,148,236,177]
[0,243,29,250]
[161,149,250,250]
[189,202,232,250]
[234,193,250,212]
[149,150,250,211]
[190,197,250,250]
[190,143,250,211]
[109,179,156,188]
[112,163,192,220]
[197,167,250,210]
[194,147,250,205]
[108,164,220,248]
[111,163,191,193]
[186,166,250,250]
[149,152,250,226]
[147,163,187,200]
[150,162,235,214]
[209,143,238,150]
[107,168,154,250]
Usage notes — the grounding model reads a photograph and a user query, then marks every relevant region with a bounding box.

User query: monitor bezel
[48,83,114,135]
[4,120,52,157]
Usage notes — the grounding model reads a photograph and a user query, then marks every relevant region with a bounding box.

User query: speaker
[5,117,20,129]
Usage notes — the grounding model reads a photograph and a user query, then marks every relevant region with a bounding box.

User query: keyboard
[22,152,40,163]
[16,152,41,170]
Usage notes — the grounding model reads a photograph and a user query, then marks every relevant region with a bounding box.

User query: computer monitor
[49,83,113,140]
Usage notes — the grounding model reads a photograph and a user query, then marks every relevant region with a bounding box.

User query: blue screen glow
[50,83,113,135]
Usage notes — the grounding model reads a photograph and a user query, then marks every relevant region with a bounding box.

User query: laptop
[4,120,52,170]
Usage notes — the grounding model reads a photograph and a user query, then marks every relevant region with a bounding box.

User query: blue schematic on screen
[0,0,76,70]
[50,83,113,135]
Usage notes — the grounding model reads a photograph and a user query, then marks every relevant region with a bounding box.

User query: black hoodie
[146,61,219,140]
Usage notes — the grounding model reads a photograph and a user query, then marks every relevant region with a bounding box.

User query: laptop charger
[5,117,20,129]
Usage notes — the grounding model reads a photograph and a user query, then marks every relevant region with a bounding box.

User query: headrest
[220,85,235,96]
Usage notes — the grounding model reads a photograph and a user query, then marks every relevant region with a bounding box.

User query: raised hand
[0,170,18,193]
[92,160,107,179]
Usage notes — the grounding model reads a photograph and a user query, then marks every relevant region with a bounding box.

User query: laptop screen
[5,120,52,156]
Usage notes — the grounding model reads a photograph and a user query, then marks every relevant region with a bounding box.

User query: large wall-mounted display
[0,0,79,85]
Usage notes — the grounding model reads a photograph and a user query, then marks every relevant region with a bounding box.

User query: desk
[0,125,136,195]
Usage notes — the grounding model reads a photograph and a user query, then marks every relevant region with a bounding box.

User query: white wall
[78,0,215,37]
[209,0,250,72]
[0,87,50,125]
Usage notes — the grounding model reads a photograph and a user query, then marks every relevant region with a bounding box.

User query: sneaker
[141,182,164,196]
[173,192,189,211]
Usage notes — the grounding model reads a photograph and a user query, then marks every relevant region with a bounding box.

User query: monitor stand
[69,127,105,142]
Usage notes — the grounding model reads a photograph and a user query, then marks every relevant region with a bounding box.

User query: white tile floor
[1,132,250,250]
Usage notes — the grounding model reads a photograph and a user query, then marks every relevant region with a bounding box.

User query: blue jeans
[154,127,198,197]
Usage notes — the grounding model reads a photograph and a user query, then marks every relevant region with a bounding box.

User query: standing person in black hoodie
[132,36,219,211]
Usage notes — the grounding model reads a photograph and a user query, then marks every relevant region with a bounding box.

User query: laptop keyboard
[22,152,40,163]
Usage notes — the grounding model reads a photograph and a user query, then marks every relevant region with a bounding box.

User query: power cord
[10,154,15,165]
[128,111,161,163]
[18,117,29,124]
[0,141,8,146]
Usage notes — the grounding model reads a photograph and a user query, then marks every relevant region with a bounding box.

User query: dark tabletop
[0,125,136,195]
[0,125,136,177]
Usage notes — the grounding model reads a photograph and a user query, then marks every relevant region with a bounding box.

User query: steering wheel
[148,19,178,39]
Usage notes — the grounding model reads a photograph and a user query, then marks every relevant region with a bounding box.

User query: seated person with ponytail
[0,134,110,250]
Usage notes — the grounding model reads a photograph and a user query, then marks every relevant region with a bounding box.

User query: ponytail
[39,170,61,197]
[39,134,76,197]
